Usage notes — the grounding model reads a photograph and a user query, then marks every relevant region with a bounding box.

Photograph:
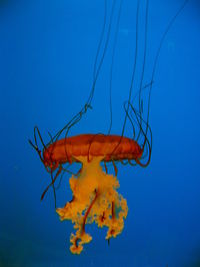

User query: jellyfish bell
[43,134,143,166]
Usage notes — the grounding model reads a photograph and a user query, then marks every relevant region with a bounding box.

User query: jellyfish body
[42,134,142,254]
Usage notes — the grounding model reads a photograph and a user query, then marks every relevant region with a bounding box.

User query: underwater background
[0,0,200,266]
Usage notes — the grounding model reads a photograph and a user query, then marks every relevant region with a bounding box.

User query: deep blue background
[0,0,200,266]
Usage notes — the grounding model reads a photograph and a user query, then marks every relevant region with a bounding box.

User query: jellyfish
[44,134,143,254]
[29,0,188,255]
[30,130,147,254]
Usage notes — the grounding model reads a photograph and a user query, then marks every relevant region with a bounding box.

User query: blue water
[0,0,200,266]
